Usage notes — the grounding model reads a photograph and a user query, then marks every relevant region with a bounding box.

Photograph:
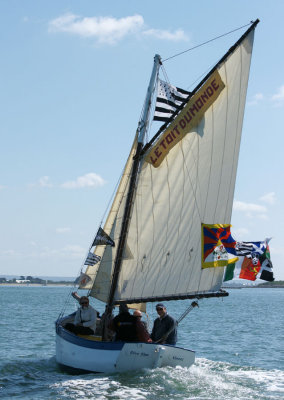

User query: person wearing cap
[133,310,152,343]
[151,303,177,345]
[109,303,138,341]
[65,296,98,335]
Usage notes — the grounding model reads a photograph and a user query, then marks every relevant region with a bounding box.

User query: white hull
[56,323,195,373]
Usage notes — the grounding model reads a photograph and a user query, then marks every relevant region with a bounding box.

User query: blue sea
[0,286,283,399]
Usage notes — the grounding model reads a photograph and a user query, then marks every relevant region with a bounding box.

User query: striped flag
[235,240,268,258]
[84,252,101,266]
[154,79,190,122]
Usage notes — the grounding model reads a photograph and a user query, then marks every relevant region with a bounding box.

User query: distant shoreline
[0,283,73,287]
[223,285,284,289]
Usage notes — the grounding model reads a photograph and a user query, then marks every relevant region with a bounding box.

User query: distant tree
[20,275,25,280]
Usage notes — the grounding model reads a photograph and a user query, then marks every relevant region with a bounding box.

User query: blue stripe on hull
[56,324,124,351]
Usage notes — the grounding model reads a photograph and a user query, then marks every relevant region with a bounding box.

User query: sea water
[0,286,283,399]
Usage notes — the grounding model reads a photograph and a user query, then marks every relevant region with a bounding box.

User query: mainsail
[88,23,257,305]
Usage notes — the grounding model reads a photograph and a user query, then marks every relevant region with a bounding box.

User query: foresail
[82,134,138,298]
[114,30,255,303]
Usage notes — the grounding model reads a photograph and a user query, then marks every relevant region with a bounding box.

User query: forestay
[88,29,255,304]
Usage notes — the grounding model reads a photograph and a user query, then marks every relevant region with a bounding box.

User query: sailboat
[56,20,259,373]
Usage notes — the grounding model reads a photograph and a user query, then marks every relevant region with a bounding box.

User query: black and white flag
[259,258,274,282]
[154,79,191,122]
[92,227,115,247]
[235,241,267,257]
[84,252,101,266]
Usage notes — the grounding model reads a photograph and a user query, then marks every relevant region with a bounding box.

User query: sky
[0,0,283,280]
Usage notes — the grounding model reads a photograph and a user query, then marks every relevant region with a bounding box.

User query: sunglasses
[156,307,163,311]
[80,302,88,305]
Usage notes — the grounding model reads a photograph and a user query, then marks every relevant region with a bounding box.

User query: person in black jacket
[109,303,138,341]
[151,303,177,345]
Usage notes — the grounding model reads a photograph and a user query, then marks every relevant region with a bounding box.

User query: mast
[103,54,161,334]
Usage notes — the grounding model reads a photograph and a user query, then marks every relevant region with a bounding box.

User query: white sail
[82,135,138,297]
[112,30,255,303]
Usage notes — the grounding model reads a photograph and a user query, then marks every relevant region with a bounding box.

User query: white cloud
[56,227,71,234]
[61,172,106,189]
[0,245,85,262]
[29,176,53,188]
[233,200,267,213]
[271,85,284,106]
[248,92,264,106]
[48,13,144,44]
[61,245,85,257]
[36,245,85,259]
[0,185,5,190]
[48,13,188,44]
[0,249,16,256]
[39,176,53,187]
[259,192,276,205]
[231,227,250,237]
[142,28,188,41]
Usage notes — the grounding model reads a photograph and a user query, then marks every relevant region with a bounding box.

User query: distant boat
[56,20,259,374]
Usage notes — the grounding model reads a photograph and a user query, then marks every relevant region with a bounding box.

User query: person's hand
[160,335,167,343]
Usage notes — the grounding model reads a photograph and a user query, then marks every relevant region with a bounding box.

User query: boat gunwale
[56,316,195,353]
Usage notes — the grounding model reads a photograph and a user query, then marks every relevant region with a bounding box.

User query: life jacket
[113,312,138,341]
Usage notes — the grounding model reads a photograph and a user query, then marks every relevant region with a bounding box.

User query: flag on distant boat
[201,223,238,268]
[92,227,115,247]
[153,79,190,122]
[84,252,101,266]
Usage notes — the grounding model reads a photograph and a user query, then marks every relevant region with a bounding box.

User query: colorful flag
[201,223,238,268]
[92,227,115,247]
[223,263,236,281]
[84,252,101,266]
[239,256,261,280]
[224,256,260,281]
[235,240,267,257]
[78,272,92,287]
[259,244,274,281]
[223,239,274,282]
[154,79,190,122]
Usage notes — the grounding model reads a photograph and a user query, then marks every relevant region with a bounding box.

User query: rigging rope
[162,21,253,62]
